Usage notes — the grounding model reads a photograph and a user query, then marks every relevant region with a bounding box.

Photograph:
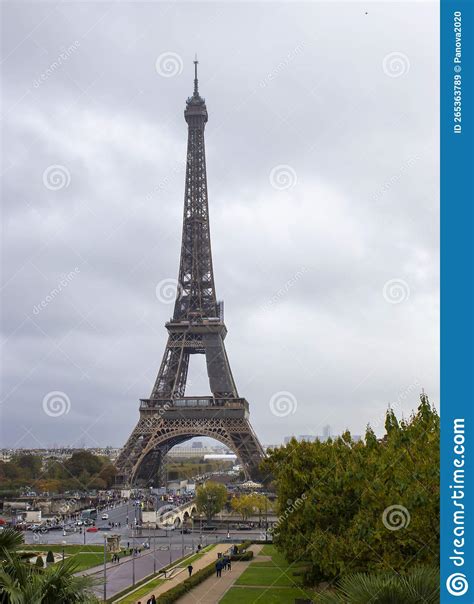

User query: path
[131,543,252,604]
[174,545,262,604]
[81,546,186,599]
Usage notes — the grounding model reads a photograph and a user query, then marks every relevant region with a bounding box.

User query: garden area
[220,544,314,604]
[21,543,114,572]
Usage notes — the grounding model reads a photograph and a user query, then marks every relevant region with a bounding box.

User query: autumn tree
[262,393,439,583]
[196,482,227,521]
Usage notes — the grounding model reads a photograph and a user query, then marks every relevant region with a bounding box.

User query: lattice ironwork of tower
[115,60,265,487]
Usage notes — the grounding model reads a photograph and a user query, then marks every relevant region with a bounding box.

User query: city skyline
[1,2,439,449]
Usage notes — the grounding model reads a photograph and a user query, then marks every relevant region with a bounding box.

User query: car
[202,525,218,531]
[86,527,98,533]
[101,513,109,520]
[180,528,191,534]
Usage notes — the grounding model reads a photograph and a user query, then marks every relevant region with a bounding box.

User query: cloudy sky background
[1,1,439,449]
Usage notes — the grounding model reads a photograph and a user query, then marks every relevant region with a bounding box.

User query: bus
[81,508,98,521]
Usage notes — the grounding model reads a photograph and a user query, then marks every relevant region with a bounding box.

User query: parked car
[86,527,98,533]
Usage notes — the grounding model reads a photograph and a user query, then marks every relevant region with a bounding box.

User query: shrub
[157,560,216,603]
[314,566,439,604]
[46,550,55,564]
[35,555,44,567]
[236,540,252,553]
[231,551,253,562]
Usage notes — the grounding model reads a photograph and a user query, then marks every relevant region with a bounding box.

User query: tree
[16,454,42,479]
[35,555,44,567]
[196,482,227,521]
[0,528,99,603]
[262,393,439,583]
[46,550,55,564]
[231,494,255,520]
[314,566,439,603]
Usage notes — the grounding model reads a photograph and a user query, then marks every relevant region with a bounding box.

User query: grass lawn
[114,578,164,604]
[21,544,115,571]
[235,566,300,588]
[219,543,314,603]
[22,544,103,554]
[220,587,313,604]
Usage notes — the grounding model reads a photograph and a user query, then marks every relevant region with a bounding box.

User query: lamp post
[153,522,157,574]
[132,533,136,586]
[168,528,172,565]
[103,536,107,602]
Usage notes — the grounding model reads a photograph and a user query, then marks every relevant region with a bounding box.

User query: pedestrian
[215,560,222,578]
[187,564,193,577]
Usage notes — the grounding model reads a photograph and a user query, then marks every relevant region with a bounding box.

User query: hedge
[236,540,252,553]
[231,551,253,562]
[156,560,216,604]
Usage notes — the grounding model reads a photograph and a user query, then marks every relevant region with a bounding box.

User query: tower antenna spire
[194,54,199,95]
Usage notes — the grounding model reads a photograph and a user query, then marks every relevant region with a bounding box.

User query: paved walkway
[174,545,262,604]
[82,546,186,599]
[134,545,261,604]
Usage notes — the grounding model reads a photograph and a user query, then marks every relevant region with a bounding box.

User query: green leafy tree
[231,495,255,520]
[263,393,439,583]
[64,451,103,478]
[196,482,227,521]
[16,455,42,479]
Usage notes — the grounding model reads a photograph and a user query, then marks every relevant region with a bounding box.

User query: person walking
[215,560,223,578]
[187,564,193,577]
[227,557,232,571]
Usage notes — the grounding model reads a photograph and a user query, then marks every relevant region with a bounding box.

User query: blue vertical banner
[441,0,474,602]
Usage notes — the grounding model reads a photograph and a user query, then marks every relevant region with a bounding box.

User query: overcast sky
[1,1,439,449]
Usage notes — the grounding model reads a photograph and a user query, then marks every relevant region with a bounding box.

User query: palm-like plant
[0,528,98,603]
[315,566,439,604]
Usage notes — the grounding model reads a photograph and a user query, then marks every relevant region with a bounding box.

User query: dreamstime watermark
[382,278,410,304]
[372,155,420,202]
[371,380,421,430]
[260,42,306,88]
[269,493,307,538]
[261,266,308,312]
[382,504,411,531]
[155,52,183,77]
[446,573,469,597]
[382,52,410,78]
[32,41,80,89]
[43,165,71,190]
[155,504,180,530]
[155,278,178,304]
[58,497,78,515]
[144,154,191,202]
[269,391,297,417]
[42,391,71,417]
[32,268,80,315]
[269,164,297,190]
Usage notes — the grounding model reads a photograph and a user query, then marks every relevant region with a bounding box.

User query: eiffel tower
[115,60,265,487]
